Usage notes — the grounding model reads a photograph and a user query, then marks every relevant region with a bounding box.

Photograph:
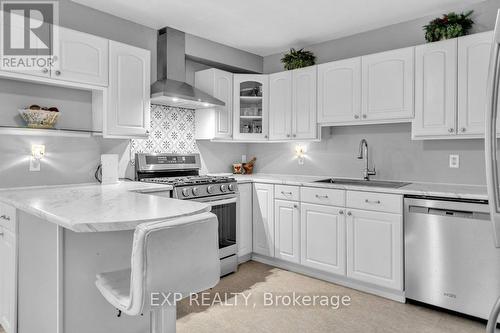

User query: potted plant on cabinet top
[424,11,474,43]
[281,48,316,70]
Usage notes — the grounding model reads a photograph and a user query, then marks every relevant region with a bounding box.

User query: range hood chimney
[150,27,225,109]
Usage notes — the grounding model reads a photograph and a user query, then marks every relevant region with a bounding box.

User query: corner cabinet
[233,74,269,140]
[195,69,233,140]
[105,41,151,138]
[252,183,275,256]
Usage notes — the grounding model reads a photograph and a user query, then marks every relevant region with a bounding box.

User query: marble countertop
[0,181,211,232]
[211,173,488,201]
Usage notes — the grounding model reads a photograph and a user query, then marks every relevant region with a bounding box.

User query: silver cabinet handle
[485,16,500,247]
[55,70,61,76]
[293,204,298,209]
[365,199,381,204]
[281,191,292,196]
[292,134,297,138]
[339,210,344,215]
[42,68,48,73]
[286,134,290,138]
[347,211,352,216]
[0,232,3,237]
[315,194,328,199]
[448,128,455,133]
[354,115,359,119]
[264,135,268,139]
[0,215,10,221]
[362,114,367,119]
[460,127,467,133]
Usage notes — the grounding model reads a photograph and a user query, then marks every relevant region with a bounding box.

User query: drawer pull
[315,194,329,199]
[365,199,381,204]
[0,214,10,221]
[293,204,298,209]
[347,211,352,216]
[339,210,344,215]
[281,191,293,196]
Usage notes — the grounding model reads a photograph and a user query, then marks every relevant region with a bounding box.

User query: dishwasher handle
[409,205,490,220]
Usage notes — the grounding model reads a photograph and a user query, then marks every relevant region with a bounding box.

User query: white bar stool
[95,212,220,333]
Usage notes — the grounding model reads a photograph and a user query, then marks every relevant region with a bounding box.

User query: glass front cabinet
[233,74,269,140]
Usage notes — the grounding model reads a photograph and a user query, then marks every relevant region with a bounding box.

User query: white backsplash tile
[130,105,198,164]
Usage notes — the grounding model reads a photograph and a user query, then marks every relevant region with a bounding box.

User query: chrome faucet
[357,139,376,180]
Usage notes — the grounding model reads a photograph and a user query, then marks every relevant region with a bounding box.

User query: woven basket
[19,109,59,129]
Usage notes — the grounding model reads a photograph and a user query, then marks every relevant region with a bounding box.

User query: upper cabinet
[233,74,269,140]
[54,28,109,86]
[317,47,414,126]
[269,66,317,140]
[361,47,414,121]
[318,57,361,123]
[195,69,233,140]
[106,41,151,138]
[413,32,493,140]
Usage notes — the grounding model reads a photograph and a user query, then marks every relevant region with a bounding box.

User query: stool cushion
[96,268,132,311]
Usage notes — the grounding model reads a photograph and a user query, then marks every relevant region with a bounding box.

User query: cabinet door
[300,203,346,275]
[346,209,403,290]
[238,183,253,258]
[54,27,108,86]
[0,228,17,333]
[362,47,414,121]
[106,41,151,137]
[413,39,457,138]
[318,57,361,124]
[252,183,274,256]
[458,31,493,136]
[233,74,269,140]
[274,200,300,263]
[211,69,233,138]
[269,71,292,140]
[292,66,317,139]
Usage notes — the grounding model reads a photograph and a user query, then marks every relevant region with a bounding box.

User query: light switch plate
[449,154,459,168]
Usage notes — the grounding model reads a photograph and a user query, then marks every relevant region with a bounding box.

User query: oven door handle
[202,197,238,206]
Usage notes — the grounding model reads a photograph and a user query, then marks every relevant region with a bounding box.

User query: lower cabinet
[346,209,403,290]
[238,183,253,258]
[0,227,17,333]
[274,200,300,263]
[252,183,275,257]
[300,203,346,275]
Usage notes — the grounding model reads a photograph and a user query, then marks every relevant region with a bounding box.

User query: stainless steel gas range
[135,153,238,276]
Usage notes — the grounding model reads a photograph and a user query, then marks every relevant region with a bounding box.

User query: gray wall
[248,125,488,185]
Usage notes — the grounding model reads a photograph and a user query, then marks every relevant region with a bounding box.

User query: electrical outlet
[241,155,247,163]
[449,154,459,168]
[29,157,41,172]
[298,157,305,165]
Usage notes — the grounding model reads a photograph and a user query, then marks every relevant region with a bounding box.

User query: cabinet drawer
[0,202,16,232]
[300,187,345,206]
[275,185,300,201]
[346,191,402,214]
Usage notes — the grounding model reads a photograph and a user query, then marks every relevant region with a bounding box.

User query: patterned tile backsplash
[130,104,198,164]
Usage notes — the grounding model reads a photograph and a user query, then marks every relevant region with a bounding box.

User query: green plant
[281,48,316,70]
[424,11,474,43]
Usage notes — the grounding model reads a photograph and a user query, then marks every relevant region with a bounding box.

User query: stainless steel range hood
[151,27,225,109]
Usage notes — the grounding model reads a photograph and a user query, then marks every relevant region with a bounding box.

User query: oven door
[192,195,238,259]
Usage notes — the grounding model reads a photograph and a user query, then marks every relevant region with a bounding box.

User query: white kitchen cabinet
[269,71,292,140]
[300,203,346,275]
[54,28,109,86]
[317,57,362,124]
[292,66,317,139]
[361,47,414,121]
[234,74,269,140]
[413,39,457,138]
[195,68,233,139]
[0,227,17,333]
[106,40,151,138]
[252,183,274,256]
[238,183,253,259]
[274,199,300,263]
[458,31,493,136]
[346,209,403,290]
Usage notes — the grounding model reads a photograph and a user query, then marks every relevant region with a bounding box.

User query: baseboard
[250,253,406,303]
[238,253,252,264]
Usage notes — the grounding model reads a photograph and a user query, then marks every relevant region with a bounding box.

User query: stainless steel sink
[314,178,411,188]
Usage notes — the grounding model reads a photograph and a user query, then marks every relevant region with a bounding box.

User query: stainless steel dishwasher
[404,196,500,320]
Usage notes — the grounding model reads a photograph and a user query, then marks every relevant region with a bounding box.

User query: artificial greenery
[424,11,474,43]
[281,48,316,70]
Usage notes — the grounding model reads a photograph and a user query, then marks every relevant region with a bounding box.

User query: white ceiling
[71,0,484,56]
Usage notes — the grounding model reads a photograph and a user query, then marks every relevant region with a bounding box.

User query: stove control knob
[182,188,190,197]
[192,187,200,196]
[207,185,215,194]
[228,184,235,191]
[220,184,228,192]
